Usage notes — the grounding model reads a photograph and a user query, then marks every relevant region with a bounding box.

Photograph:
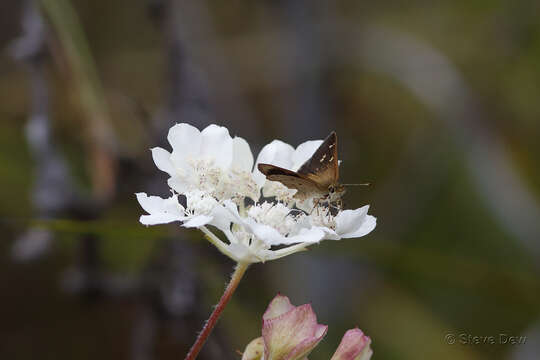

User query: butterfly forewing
[296,131,339,190]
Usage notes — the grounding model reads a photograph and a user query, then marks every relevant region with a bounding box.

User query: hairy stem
[184,261,250,360]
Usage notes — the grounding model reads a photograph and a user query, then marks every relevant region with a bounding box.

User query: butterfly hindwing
[257,163,320,196]
[296,131,339,190]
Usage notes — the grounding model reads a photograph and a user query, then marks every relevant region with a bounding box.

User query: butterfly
[257,131,346,207]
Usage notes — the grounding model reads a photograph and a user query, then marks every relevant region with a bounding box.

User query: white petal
[334,206,368,234]
[292,140,323,170]
[168,124,202,175]
[334,206,376,238]
[264,242,310,261]
[295,198,316,213]
[217,200,251,235]
[136,193,185,225]
[200,124,234,168]
[183,215,213,228]
[222,199,243,220]
[255,140,295,167]
[209,203,237,232]
[227,243,262,263]
[168,123,201,157]
[245,219,324,246]
[139,214,177,226]
[136,192,169,214]
[151,147,174,175]
[321,227,340,240]
[287,226,326,245]
[253,140,295,187]
[222,229,238,244]
[167,177,189,194]
[232,136,254,172]
[248,222,283,244]
[340,215,377,239]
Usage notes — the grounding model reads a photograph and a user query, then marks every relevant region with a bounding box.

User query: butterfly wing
[296,131,339,190]
[257,163,321,196]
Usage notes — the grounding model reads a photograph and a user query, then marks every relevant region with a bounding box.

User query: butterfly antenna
[342,183,371,186]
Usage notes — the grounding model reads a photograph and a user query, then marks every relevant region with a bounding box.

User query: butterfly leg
[328,203,340,216]
[310,197,321,215]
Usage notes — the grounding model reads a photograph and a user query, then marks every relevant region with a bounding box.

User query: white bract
[136,123,376,263]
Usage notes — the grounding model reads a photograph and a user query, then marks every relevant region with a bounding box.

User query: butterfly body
[258,131,345,207]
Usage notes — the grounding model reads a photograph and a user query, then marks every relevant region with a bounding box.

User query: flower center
[183,158,259,203]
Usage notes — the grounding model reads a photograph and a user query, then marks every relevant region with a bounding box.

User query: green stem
[184,261,250,360]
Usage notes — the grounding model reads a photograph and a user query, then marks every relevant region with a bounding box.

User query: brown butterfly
[258,131,347,207]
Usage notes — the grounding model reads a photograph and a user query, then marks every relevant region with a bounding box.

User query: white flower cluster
[136,123,376,263]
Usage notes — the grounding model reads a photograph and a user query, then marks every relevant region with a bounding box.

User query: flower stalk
[184,261,250,360]
[200,225,236,260]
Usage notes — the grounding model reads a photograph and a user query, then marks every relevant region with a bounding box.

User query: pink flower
[331,328,372,360]
[243,294,327,360]
[242,294,373,360]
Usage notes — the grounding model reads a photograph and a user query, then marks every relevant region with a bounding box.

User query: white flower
[151,123,259,203]
[136,123,376,264]
[135,191,234,231]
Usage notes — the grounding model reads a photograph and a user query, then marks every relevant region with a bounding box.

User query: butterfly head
[328,183,346,202]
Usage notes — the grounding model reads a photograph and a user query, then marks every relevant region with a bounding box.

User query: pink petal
[262,303,327,360]
[285,324,328,360]
[263,294,295,320]
[331,328,372,360]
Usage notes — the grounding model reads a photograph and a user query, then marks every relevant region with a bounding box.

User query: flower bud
[261,294,327,360]
[241,337,264,360]
[330,328,372,360]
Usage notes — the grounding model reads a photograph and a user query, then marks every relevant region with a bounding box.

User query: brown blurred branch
[40,0,116,202]
[9,0,81,260]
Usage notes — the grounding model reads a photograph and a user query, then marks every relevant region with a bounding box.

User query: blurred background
[1,0,539,359]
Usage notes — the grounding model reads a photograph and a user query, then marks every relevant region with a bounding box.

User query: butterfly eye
[329,186,335,193]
